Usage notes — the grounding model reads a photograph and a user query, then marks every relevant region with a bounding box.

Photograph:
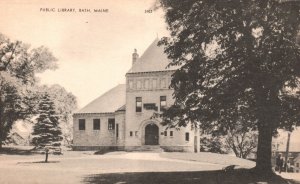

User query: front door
[145,124,159,145]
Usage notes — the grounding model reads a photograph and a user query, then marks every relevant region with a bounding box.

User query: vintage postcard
[0,0,300,184]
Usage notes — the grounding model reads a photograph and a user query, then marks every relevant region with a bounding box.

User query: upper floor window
[79,119,85,130]
[152,79,157,89]
[93,119,100,130]
[129,80,133,89]
[161,78,166,88]
[160,96,167,111]
[145,79,149,89]
[136,97,142,112]
[137,80,141,89]
[108,118,115,130]
[170,131,173,137]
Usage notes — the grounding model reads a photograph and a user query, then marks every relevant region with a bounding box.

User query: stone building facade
[73,39,200,152]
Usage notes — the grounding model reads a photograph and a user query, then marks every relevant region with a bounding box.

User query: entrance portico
[139,120,161,146]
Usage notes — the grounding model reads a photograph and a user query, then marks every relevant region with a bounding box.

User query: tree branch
[0,41,19,71]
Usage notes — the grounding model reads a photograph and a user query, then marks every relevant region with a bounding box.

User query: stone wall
[73,112,125,147]
[72,70,200,152]
[125,71,198,152]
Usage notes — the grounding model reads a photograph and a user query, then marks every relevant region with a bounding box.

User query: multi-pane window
[93,119,100,130]
[185,132,190,141]
[170,131,173,137]
[136,97,142,112]
[79,119,85,130]
[160,96,167,111]
[108,118,115,130]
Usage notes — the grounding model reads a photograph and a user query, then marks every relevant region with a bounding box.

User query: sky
[0,0,168,108]
[1,0,300,146]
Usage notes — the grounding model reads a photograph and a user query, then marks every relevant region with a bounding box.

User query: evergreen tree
[0,33,57,149]
[32,94,62,148]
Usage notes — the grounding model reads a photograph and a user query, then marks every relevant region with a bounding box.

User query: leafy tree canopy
[0,33,58,148]
[158,0,300,173]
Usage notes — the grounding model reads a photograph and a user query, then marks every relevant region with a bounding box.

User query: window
[152,79,157,89]
[185,132,190,141]
[170,131,173,137]
[129,80,133,89]
[297,163,299,167]
[93,119,100,130]
[136,97,142,112]
[161,78,166,88]
[160,96,167,111]
[79,119,85,130]
[108,118,115,130]
[164,131,167,136]
[130,131,133,136]
[145,79,149,89]
[137,80,141,89]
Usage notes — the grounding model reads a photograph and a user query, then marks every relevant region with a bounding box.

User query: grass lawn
[0,146,299,184]
[160,152,256,168]
[84,169,296,184]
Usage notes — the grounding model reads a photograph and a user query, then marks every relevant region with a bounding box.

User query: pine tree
[32,94,62,148]
[0,33,57,150]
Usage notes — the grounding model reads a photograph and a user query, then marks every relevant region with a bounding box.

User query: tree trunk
[0,94,4,151]
[45,150,49,163]
[254,124,273,174]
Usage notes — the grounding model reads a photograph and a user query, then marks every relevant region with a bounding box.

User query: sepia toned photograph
[0,0,300,183]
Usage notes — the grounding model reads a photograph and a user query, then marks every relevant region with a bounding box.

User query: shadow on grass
[17,161,60,164]
[0,147,34,155]
[83,169,295,184]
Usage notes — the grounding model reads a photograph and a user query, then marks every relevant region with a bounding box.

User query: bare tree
[225,128,258,159]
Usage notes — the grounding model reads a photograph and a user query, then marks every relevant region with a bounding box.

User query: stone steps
[133,145,162,152]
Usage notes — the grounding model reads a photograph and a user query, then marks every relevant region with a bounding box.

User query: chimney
[132,48,139,65]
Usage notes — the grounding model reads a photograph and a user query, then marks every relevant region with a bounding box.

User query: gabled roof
[127,38,179,73]
[75,84,126,114]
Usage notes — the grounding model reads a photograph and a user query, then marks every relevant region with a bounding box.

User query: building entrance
[145,124,159,145]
